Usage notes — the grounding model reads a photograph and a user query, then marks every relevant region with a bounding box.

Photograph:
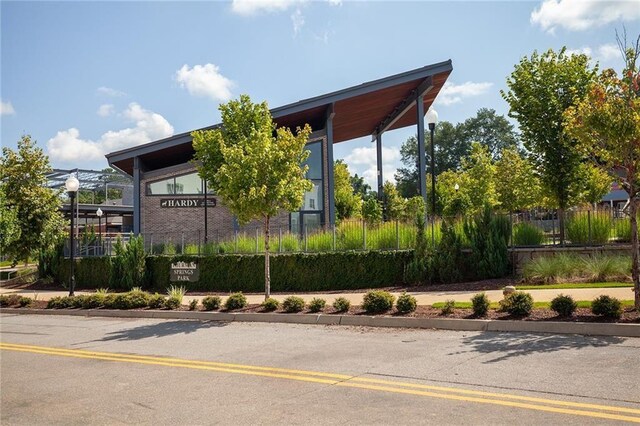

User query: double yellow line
[2,342,639,423]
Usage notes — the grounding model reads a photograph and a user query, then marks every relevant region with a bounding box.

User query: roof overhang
[107,60,453,175]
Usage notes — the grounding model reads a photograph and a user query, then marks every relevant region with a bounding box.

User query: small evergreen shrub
[512,222,545,246]
[362,290,395,314]
[47,296,76,309]
[464,206,509,280]
[332,297,350,313]
[202,296,221,311]
[500,291,533,316]
[104,294,133,310]
[261,297,280,312]
[164,296,181,310]
[18,296,33,308]
[81,294,106,309]
[471,293,490,317]
[282,296,305,313]
[395,292,417,314]
[550,294,577,317]
[0,294,20,307]
[308,297,326,313]
[126,290,150,309]
[441,299,455,316]
[188,299,199,311]
[224,292,247,310]
[591,295,622,319]
[148,293,166,309]
[433,222,463,283]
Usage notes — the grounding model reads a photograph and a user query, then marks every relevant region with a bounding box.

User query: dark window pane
[304,141,322,180]
[303,213,321,233]
[290,212,300,234]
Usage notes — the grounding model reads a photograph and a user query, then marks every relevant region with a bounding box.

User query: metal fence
[69,208,633,256]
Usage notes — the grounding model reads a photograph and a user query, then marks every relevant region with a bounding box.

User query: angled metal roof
[107,60,453,175]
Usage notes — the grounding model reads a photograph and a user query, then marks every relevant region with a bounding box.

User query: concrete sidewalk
[0,286,634,306]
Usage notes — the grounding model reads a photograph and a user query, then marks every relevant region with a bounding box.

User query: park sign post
[170,261,199,282]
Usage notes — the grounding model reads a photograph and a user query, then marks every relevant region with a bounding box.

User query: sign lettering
[160,198,217,208]
[170,261,199,282]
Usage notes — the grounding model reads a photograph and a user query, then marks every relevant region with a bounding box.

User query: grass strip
[518,282,632,290]
[431,300,635,310]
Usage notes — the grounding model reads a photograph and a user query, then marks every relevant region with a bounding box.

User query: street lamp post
[425,108,438,246]
[96,207,103,255]
[65,176,80,296]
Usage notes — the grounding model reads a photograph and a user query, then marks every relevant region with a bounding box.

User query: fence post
[198,230,201,256]
[396,220,400,250]
[332,224,336,251]
[256,227,259,253]
[588,210,592,246]
[363,220,367,251]
[235,230,238,253]
[304,225,308,252]
[509,212,513,249]
[279,227,282,253]
[552,210,556,245]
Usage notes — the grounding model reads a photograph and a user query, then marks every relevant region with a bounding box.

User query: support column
[326,104,336,225]
[376,133,383,199]
[133,156,141,235]
[416,96,427,206]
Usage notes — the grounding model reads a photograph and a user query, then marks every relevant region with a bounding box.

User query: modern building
[105,60,453,243]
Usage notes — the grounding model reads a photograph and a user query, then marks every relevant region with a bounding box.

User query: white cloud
[96,86,127,97]
[436,81,493,106]
[97,104,114,117]
[231,0,303,15]
[1,100,15,115]
[291,8,305,35]
[47,103,174,164]
[598,43,623,61]
[531,0,640,34]
[565,46,592,57]
[327,0,341,5]
[344,146,401,188]
[175,64,234,102]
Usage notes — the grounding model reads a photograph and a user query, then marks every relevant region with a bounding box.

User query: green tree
[334,160,362,220]
[495,147,542,212]
[382,180,405,221]
[192,95,312,299]
[565,33,640,307]
[0,185,20,255]
[350,173,371,199]
[436,169,471,217]
[460,108,519,159]
[461,142,498,212]
[502,48,598,242]
[570,162,612,207]
[0,135,65,265]
[361,198,382,226]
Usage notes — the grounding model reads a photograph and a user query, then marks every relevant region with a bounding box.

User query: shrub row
[46,290,181,311]
[54,251,412,292]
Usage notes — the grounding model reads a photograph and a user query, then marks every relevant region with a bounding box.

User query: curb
[2,308,639,338]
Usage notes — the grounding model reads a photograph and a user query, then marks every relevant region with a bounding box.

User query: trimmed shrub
[441,299,455,316]
[103,294,132,310]
[591,295,622,319]
[396,292,417,314]
[332,297,350,313]
[188,299,199,311]
[500,291,533,316]
[126,290,150,309]
[308,297,326,313]
[202,296,221,311]
[81,294,106,309]
[18,296,33,308]
[148,293,165,309]
[164,296,181,310]
[471,293,490,317]
[282,296,305,313]
[47,296,74,309]
[224,292,247,310]
[550,294,577,317]
[513,222,545,246]
[261,298,280,312]
[362,290,395,314]
[0,294,20,307]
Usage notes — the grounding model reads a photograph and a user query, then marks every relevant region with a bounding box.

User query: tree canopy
[334,160,362,220]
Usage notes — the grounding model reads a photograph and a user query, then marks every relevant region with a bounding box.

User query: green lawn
[517,282,633,290]
[432,300,635,310]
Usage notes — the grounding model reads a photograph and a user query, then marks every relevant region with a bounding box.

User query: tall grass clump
[522,254,580,283]
[512,222,545,246]
[337,222,365,250]
[306,231,333,252]
[581,255,630,282]
[613,217,631,242]
[280,233,300,252]
[397,222,417,249]
[367,221,398,250]
[566,211,611,245]
[166,285,186,303]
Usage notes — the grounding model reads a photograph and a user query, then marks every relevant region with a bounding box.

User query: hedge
[55,251,413,292]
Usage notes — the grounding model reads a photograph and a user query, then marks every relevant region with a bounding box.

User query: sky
[1,0,638,188]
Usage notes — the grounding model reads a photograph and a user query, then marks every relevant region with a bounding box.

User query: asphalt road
[1,314,639,425]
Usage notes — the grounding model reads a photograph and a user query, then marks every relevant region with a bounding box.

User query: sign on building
[170,261,199,282]
[160,198,217,208]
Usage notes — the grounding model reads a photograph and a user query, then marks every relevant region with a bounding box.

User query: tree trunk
[558,207,565,245]
[631,197,640,309]
[264,215,271,300]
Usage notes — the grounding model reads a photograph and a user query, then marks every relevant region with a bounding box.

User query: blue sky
[1,0,637,187]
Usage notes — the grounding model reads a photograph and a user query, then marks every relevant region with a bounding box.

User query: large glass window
[304,141,322,180]
[302,181,323,211]
[146,172,211,195]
